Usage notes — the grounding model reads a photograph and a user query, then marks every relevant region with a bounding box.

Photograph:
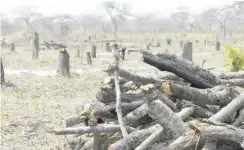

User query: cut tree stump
[121,47,126,60]
[57,49,70,76]
[180,41,184,49]
[10,43,15,52]
[106,42,110,52]
[142,51,221,88]
[33,31,39,59]
[1,58,4,84]
[181,41,193,61]
[166,39,171,46]
[76,49,80,58]
[92,45,96,58]
[86,52,92,65]
[216,41,220,51]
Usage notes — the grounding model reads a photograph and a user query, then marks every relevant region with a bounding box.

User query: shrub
[224,45,244,71]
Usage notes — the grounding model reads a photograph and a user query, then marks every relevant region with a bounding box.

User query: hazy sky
[1,0,236,18]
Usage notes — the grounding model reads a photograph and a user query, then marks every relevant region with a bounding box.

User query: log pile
[50,51,244,150]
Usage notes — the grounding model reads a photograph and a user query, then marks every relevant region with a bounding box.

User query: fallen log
[176,107,195,121]
[52,124,136,135]
[142,51,220,88]
[108,124,161,150]
[221,79,244,88]
[96,86,146,103]
[148,100,186,139]
[216,71,244,79]
[103,64,161,85]
[164,82,234,107]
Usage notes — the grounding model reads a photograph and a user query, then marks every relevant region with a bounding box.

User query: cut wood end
[162,81,172,96]
[140,84,155,92]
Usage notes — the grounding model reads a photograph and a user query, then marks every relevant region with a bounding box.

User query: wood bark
[221,79,244,87]
[33,31,39,59]
[148,100,186,139]
[53,124,136,135]
[216,71,244,79]
[92,45,96,58]
[176,107,195,121]
[142,51,220,88]
[104,64,161,85]
[57,49,70,76]
[10,43,15,52]
[1,59,5,84]
[86,52,92,65]
[232,108,244,126]
[166,82,234,107]
[134,126,164,150]
[216,41,220,51]
[124,103,149,126]
[96,86,146,103]
[106,42,110,52]
[108,124,161,150]
[181,42,193,61]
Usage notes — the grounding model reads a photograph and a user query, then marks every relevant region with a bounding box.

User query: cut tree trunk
[57,49,70,76]
[104,64,161,85]
[142,51,221,88]
[1,59,4,84]
[148,100,186,139]
[33,31,39,59]
[216,71,244,79]
[221,79,244,88]
[216,41,220,51]
[96,86,146,103]
[86,52,92,65]
[92,45,96,58]
[108,124,161,150]
[165,82,234,107]
[10,43,15,52]
[106,42,110,52]
[181,41,193,61]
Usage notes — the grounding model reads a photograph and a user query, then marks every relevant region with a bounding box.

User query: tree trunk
[121,47,126,60]
[166,39,171,46]
[181,41,193,61]
[76,49,80,58]
[10,43,15,52]
[86,52,92,65]
[1,59,5,84]
[91,45,96,58]
[106,42,110,52]
[142,51,221,88]
[33,31,39,59]
[57,49,70,76]
[216,41,220,51]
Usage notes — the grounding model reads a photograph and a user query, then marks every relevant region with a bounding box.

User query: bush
[224,45,244,71]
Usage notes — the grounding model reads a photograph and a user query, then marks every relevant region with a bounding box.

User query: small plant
[224,45,244,71]
[31,95,39,110]
[1,112,10,120]
[14,90,23,99]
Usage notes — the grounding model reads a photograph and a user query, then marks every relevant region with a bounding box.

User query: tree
[102,1,131,39]
[171,7,192,32]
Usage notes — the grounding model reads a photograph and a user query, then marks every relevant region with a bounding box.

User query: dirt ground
[0,35,233,150]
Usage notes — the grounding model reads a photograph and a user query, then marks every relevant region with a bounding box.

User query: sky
[0,0,236,18]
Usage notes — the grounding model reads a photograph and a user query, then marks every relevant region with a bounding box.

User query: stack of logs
[51,50,244,150]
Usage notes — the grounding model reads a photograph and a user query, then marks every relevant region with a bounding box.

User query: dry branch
[53,124,136,135]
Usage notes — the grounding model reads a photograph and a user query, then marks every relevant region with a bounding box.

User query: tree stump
[92,45,96,58]
[105,42,110,52]
[180,41,184,49]
[146,43,151,50]
[76,49,80,58]
[88,36,91,42]
[204,39,207,46]
[181,41,193,61]
[57,49,70,76]
[10,43,15,52]
[33,31,40,59]
[166,39,171,46]
[1,59,5,84]
[86,52,92,65]
[216,41,220,51]
[121,47,126,60]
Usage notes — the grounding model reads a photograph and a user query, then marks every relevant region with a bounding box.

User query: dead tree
[92,45,97,58]
[57,49,70,76]
[216,41,220,51]
[86,52,92,65]
[10,43,15,52]
[32,31,39,59]
[106,42,110,52]
[1,59,5,84]
[181,41,193,61]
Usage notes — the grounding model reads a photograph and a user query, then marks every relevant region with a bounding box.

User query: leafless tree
[102,1,131,39]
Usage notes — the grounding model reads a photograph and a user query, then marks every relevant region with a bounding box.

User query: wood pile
[50,50,244,150]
